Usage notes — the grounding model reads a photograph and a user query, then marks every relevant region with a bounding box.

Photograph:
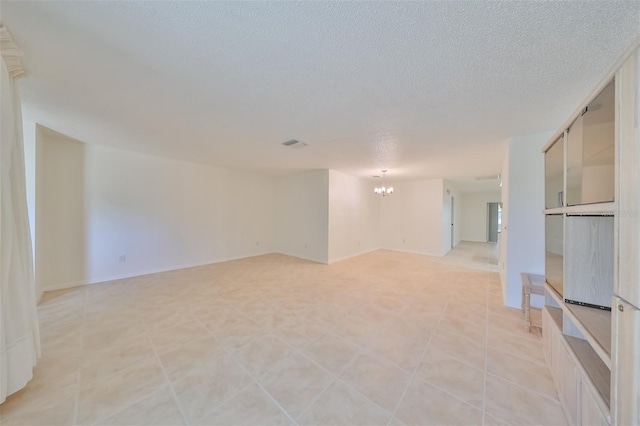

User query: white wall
[500,132,552,308]
[460,192,502,242]
[381,178,445,257]
[327,170,380,263]
[34,131,470,290]
[275,170,329,264]
[36,132,276,290]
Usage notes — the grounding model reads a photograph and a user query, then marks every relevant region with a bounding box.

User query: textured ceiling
[1,1,639,189]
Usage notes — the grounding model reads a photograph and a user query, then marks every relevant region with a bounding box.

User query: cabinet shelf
[542,202,616,216]
[545,281,564,307]
[547,305,564,329]
[564,303,611,368]
[566,336,611,409]
[544,282,612,368]
[542,207,564,215]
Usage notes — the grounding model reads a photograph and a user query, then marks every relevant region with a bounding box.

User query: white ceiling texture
[2,1,639,189]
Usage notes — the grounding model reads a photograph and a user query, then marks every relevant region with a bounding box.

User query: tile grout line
[294,341,395,422]
[484,371,562,405]
[71,287,89,426]
[227,315,399,424]
[144,311,192,426]
[386,291,451,426]
[190,311,299,425]
[90,382,169,426]
[482,275,490,426]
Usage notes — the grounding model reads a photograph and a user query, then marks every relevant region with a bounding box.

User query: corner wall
[327,170,380,263]
[35,131,277,290]
[500,132,552,308]
[275,170,329,263]
[380,178,445,256]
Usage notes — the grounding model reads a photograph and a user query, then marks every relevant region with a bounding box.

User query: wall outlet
[304,243,308,249]
[402,238,406,243]
[119,255,126,262]
[256,240,260,246]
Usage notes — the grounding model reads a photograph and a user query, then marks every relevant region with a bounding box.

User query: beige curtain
[0,25,41,404]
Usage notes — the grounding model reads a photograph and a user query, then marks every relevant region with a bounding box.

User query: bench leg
[524,292,531,332]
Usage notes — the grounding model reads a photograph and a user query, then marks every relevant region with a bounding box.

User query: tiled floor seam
[145,318,192,426]
[292,342,394,421]
[192,378,256,425]
[190,312,299,425]
[386,296,450,426]
[226,345,300,424]
[88,385,166,426]
[482,276,490,426]
[71,287,89,426]
[485,371,561,404]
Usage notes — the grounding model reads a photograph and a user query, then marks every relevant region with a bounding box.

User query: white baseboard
[273,251,328,265]
[40,247,447,293]
[380,247,445,258]
[41,250,274,292]
[328,247,380,264]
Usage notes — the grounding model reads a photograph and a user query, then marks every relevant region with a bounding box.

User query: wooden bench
[521,272,545,332]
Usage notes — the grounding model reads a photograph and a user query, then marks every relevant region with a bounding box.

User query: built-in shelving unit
[566,336,611,408]
[545,281,612,367]
[542,62,617,425]
[565,304,611,363]
[541,41,640,426]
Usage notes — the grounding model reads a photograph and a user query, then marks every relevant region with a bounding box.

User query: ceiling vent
[282,139,308,149]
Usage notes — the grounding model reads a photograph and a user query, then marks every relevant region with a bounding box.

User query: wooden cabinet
[616,46,640,308]
[558,340,579,425]
[543,305,609,426]
[542,306,564,386]
[581,380,610,426]
[612,45,640,425]
[611,297,640,426]
[542,44,640,426]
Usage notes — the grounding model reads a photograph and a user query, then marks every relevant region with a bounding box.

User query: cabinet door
[581,379,609,426]
[542,307,562,381]
[558,340,579,425]
[543,307,553,365]
[612,297,640,426]
[616,46,640,307]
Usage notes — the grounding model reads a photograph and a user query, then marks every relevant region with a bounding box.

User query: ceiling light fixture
[374,170,394,196]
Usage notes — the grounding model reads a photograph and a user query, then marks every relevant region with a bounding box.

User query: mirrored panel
[545,136,564,209]
[566,79,615,205]
[545,214,564,296]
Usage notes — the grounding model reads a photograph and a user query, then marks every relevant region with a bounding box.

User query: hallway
[443,241,499,272]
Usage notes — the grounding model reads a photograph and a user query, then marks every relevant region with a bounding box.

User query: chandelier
[374,170,394,196]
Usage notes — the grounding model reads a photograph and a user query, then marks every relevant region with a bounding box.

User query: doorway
[487,202,501,243]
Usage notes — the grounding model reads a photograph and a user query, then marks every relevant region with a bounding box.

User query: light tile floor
[442,241,500,272]
[0,249,565,426]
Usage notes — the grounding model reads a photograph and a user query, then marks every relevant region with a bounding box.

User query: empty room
[1,1,639,425]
